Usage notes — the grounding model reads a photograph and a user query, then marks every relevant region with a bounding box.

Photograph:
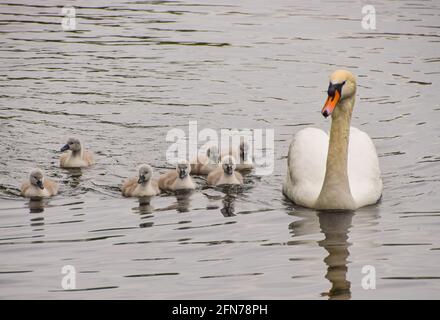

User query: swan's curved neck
[71,148,83,158]
[316,96,355,210]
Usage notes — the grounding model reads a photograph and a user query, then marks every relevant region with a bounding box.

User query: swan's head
[29,168,45,190]
[322,70,357,118]
[206,145,219,163]
[61,137,82,152]
[138,164,153,184]
[176,160,191,179]
[222,155,237,176]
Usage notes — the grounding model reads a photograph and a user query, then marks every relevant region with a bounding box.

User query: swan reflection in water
[151,190,194,214]
[288,207,353,299]
[218,185,245,217]
[202,182,249,217]
[28,198,46,213]
[221,192,236,217]
[173,190,193,213]
[317,211,353,300]
[288,204,379,300]
[129,198,155,228]
[27,198,47,236]
[63,168,83,188]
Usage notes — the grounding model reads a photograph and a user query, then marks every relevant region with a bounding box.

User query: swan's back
[158,170,178,190]
[191,154,219,175]
[207,168,223,186]
[348,127,383,208]
[283,127,328,208]
[122,177,138,197]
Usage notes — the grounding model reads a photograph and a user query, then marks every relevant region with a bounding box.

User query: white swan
[122,164,160,197]
[283,70,382,210]
[207,155,243,186]
[60,138,95,168]
[21,168,59,198]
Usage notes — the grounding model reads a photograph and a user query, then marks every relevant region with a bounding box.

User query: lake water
[1,0,439,299]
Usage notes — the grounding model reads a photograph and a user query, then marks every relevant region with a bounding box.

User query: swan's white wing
[348,127,383,208]
[283,128,328,208]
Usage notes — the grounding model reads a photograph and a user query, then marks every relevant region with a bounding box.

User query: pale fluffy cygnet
[158,160,196,191]
[207,155,243,186]
[122,164,160,197]
[21,168,59,198]
[60,137,95,168]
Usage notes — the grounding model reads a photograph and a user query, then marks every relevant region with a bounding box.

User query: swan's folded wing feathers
[283,128,328,207]
[348,127,383,207]
[122,177,137,197]
[84,151,95,165]
[158,171,178,190]
[207,168,222,186]
[235,171,244,184]
[20,181,30,196]
[60,153,69,167]
[151,179,160,194]
[44,178,59,196]
[190,154,203,174]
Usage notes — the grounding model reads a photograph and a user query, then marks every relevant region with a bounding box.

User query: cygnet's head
[61,137,82,152]
[222,155,236,176]
[29,168,44,190]
[137,164,153,184]
[322,70,357,118]
[176,160,191,179]
[206,145,219,163]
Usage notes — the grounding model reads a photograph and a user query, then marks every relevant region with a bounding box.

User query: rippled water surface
[1,0,440,299]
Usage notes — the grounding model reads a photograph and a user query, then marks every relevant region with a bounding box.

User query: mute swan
[221,140,253,171]
[283,70,383,210]
[207,155,243,186]
[191,145,220,175]
[21,168,59,198]
[122,164,160,197]
[60,138,95,168]
[158,160,196,191]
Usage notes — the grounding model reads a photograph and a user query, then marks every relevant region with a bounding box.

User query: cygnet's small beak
[138,175,146,184]
[179,169,187,179]
[60,144,70,152]
[36,180,44,190]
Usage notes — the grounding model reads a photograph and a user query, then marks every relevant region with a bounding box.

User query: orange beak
[321,90,340,118]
